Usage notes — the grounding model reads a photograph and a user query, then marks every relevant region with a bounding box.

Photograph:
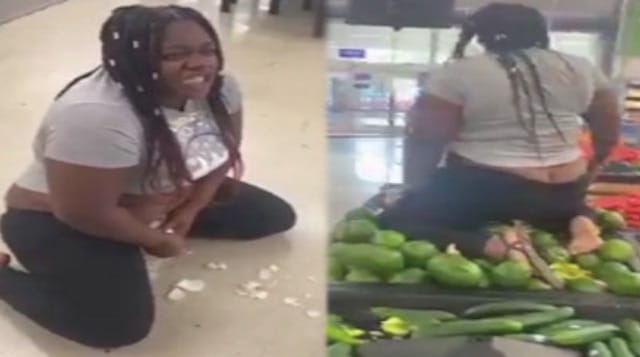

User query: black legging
[379,159,592,257]
[0,180,295,348]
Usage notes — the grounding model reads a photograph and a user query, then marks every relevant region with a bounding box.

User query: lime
[531,231,560,249]
[345,207,378,223]
[542,246,571,264]
[527,278,552,291]
[574,253,602,270]
[336,219,377,243]
[329,256,346,281]
[490,261,533,289]
[401,241,440,267]
[598,239,635,262]
[372,230,407,249]
[427,254,486,288]
[567,277,607,293]
[388,268,428,284]
[594,261,632,279]
[345,268,382,283]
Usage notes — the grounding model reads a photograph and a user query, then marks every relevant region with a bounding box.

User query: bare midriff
[4,184,194,224]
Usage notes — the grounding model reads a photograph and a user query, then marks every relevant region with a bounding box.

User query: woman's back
[426,48,611,169]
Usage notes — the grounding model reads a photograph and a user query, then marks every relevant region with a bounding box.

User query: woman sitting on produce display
[378,3,621,262]
[0,5,295,348]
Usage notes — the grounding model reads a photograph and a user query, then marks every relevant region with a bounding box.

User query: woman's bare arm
[45,159,172,247]
[583,88,621,170]
[404,94,463,187]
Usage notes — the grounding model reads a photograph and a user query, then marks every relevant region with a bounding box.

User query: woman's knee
[80,310,154,348]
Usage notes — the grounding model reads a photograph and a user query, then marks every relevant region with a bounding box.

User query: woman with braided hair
[380,3,620,261]
[0,5,294,347]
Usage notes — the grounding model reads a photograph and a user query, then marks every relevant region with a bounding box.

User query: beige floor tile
[0,0,326,356]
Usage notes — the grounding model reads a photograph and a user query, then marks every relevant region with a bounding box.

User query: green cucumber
[500,307,575,329]
[547,324,620,347]
[412,318,523,338]
[588,341,613,357]
[620,319,640,342]
[371,307,457,323]
[463,301,557,318]
[505,334,549,344]
[609,337,635,357]
[535,319,602,335]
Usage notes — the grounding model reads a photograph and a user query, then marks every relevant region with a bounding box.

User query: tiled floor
[0,1,326,356]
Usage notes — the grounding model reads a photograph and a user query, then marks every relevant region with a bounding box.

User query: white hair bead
[112,31,120,40]
[108,59,116,67]
[132,40,140,49]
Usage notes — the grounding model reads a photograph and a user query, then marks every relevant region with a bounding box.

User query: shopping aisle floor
[0,0,326,356]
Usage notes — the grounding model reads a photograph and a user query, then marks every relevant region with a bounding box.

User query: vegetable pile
[593,195,640,229]
[328,301,640,357]
[329,208,640,297]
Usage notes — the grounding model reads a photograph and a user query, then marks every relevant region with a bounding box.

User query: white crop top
[15,67,242,194]
[425,48,612,168]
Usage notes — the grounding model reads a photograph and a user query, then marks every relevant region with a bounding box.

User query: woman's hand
[162,204,201,237]
[144,232,186,258]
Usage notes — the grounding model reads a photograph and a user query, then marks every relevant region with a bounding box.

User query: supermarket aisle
[0,0,326,356]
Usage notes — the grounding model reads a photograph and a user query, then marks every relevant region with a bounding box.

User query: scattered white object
[185,250,194,255]
[259,269,272,280]
[165,228,175,234]
[306,276,317,282]
[269,264,280,272]
[284,297,301,307]
[244,281,262,290]
[205,262,228,270]
[112,31,120,40]
[254,291,269,300]
[132,40,140,49]
[306,310,321,318]
[167,287,187,302]
[108,59,116,67]
[235,289,249,297]
[176,279,206,293]
[149,220,162,229]
[152,72,159,80]
[369,331,385,337]
[304,293,312,299]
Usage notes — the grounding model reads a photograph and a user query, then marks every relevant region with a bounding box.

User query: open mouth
[183,76,208,85]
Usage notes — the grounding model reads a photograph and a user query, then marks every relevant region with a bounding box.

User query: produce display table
[328,284,640,357]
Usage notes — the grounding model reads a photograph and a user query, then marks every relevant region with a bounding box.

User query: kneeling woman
[380,3,620,261]
[0,5,295,348]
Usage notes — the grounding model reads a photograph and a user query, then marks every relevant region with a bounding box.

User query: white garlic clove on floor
[306,310,321,318]
[167,287,187,302]
[259,269,272,280]
[176,279,206,292]
[253,291,269,300]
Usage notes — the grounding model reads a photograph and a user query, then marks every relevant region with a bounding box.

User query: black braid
[493,54,529,137]
[452,20,476,59]
[55,67,100,99]
[55,5,242,192]
[513,50,568,143]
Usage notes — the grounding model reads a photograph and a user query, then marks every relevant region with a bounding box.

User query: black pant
[0,180,295,348]
[379,162,592,257]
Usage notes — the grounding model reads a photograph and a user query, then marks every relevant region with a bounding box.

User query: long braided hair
[452,3,567,150]
[56,5,242,192]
